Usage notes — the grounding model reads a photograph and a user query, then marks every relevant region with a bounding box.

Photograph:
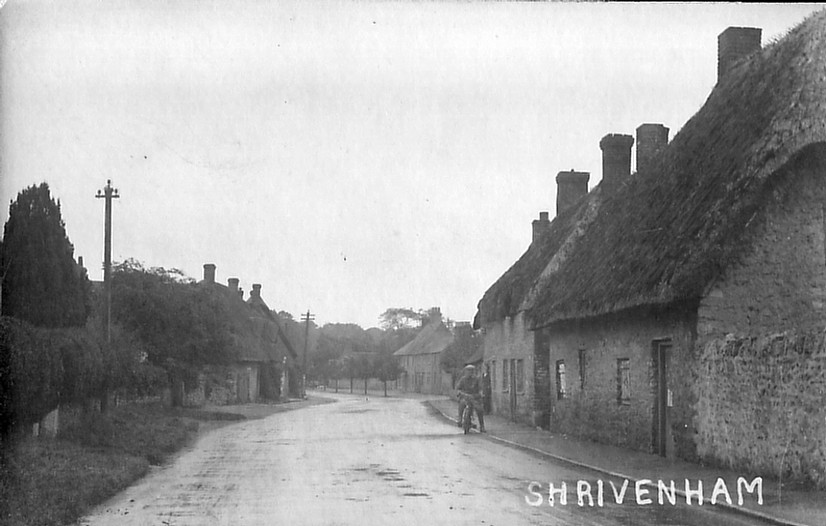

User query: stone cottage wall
[696,331,826,489]
[546,310,696,458]
[692,152,826,487]
[482,312,535,423]
[697,149,826,342]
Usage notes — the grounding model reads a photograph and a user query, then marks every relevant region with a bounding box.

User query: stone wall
[698,151,826,342]
[482,312,535,423]
[696,331,826,489]
[546,309,697,458]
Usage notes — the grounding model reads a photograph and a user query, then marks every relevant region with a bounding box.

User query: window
[617,358,631,405]
[578,349,586,390]
[555,360,566,400]
[515,359,525,394]
[490,361,496,393]
[502,359,510,392]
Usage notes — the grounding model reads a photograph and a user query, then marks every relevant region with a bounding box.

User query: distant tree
[0,183,91,327]
[310,334,343,386]
[378,308,422,331]
[372,353,404,397]
[440,325,483,385]
[354,353,373,395]
[277,310,294,322]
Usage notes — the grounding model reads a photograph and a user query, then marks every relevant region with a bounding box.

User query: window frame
[617,358,631,405]
[555,360,566,400]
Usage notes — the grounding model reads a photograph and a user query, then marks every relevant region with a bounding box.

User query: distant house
[394,309,454,395]
[478,12,826,483]
[195,264,300,405]
[246,282,302,399]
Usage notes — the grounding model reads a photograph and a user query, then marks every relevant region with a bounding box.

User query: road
[80,393,768,526]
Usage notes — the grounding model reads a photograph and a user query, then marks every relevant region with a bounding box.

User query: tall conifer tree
[1,183,91,327]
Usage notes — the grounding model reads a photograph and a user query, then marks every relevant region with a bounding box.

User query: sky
[1,1,824,329]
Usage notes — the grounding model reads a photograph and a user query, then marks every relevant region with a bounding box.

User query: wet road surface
[80,393,768,525]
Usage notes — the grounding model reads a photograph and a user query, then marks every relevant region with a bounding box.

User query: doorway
[652,340,671,457]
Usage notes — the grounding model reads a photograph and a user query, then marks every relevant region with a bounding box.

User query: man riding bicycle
[456,364,486,433]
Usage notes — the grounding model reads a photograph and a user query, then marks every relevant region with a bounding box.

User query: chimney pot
[718,27,761,82]
[238,288,244,299]
[252,284,262,298]
[555,170,590,215]
[600,134,634,187]
[227,277,239,292]
[532,211,551,244]
[635,123,669,174]
[203,263,216,284]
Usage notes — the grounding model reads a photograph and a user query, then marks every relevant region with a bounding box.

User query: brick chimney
[718,27,761,82]
[251,283,262,299]
[532,211,551,244]
[635,124,669,174]
[203,263,216,284]
[238,288,244,300]
[227,277,239,293]
[556,170,590,215]
[600,134,634,187]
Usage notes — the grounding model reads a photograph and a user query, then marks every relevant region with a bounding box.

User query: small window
[555,360,566,400]
[578,349,586,390]
[516,359,525,394]
[617,358,631,405]
[490,361,496,393]
[502,359,510,393]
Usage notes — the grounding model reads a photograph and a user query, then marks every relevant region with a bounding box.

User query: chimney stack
[204,263,216,284]
[635,124,669,174]
[532,211,551,244]
[600,134,634,187]
[238,288,244,300]
[251,283,262,298]
[555,170,590,215]
[227,277,239,292]
[718,27,761,82]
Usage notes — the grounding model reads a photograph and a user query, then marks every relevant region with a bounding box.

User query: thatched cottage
[478,12,826,484]
[473,170,595,423]
[196,264,300,404]
[246,282,302,399]
[394,309,454,395]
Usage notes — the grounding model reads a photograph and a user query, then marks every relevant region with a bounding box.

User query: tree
[373,353,404,397]
[0,317,63,435]
[440,324,483,385]
[378,308,422,331]
[1,183,91,327]
[109,259,238,405]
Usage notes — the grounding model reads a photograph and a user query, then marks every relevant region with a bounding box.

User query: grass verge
[0,402,211,526]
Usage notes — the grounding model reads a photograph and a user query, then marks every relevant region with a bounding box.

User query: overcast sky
[1,1,823,329]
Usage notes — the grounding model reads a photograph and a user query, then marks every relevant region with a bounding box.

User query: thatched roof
[197,282,292,363]
[474,187,601,328]
[529,11,826,328]
[247,293,300,360]
[393,321,454,356]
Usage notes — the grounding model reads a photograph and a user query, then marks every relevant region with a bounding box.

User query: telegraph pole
[96,180,119,344]
[301,309,315,398]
